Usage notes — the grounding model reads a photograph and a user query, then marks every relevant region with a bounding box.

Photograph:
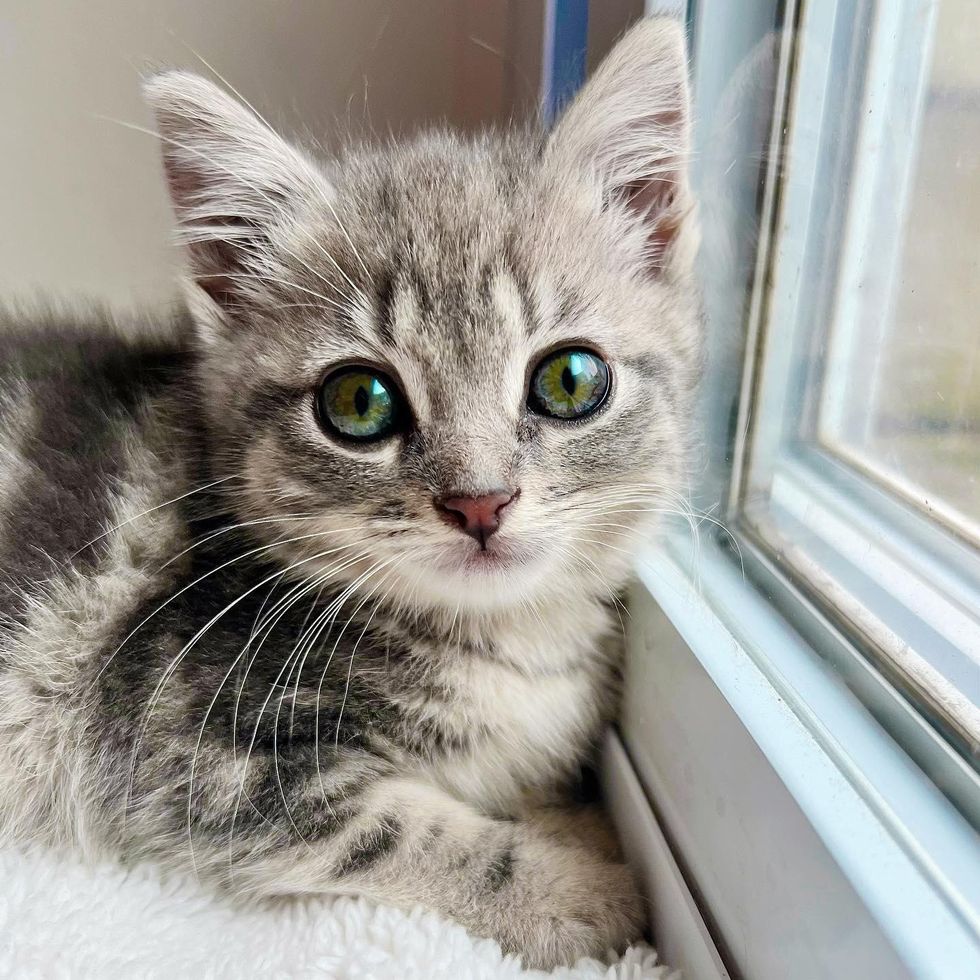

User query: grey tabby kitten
[0,19,700,969]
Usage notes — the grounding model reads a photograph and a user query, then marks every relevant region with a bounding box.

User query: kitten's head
[146,19,702,616]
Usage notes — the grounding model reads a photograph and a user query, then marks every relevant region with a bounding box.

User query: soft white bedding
[0,846,672,979]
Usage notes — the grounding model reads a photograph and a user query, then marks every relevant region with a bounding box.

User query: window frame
[730,0,980,764]
[602,0,980,977]
[618,533,980,980]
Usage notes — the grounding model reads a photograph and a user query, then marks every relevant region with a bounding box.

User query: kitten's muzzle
[433,489,519,550]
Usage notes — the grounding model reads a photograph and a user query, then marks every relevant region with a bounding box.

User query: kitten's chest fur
[375,602,620,813]
[110,557,620,820]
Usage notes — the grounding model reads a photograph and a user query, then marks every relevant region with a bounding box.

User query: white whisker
[71,474,239,561]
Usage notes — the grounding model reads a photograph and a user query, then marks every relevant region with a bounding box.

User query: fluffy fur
[0,19,701,969]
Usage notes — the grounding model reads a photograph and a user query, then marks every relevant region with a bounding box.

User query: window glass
[817,0,980,545]
[728,0,980,755]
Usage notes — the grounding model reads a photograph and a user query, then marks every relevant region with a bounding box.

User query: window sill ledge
[617,531,980,979]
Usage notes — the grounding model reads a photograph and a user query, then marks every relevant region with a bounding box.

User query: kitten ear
[544,18,697,278]
[143,71,332,325]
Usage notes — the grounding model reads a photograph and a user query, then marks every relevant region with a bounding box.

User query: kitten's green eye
[528,349,610,420]
[317,367,401,442]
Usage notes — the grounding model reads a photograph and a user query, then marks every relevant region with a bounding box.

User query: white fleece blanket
[0,846,671,979]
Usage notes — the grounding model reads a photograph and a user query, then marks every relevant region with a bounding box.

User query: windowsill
[602,730,731,980]
[614,529,980,979]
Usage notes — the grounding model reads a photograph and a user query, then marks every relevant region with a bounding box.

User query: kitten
[0,18,700,969]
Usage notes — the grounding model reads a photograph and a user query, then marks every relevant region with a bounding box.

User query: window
[816,1,980,544]
[733,0,980,773]
[609,2,980,978]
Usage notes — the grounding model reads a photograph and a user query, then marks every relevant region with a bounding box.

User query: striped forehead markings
[490,270,533,338]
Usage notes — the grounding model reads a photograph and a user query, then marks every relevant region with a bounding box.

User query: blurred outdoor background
[819,0,980,541]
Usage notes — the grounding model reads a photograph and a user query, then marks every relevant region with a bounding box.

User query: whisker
[159,513,355,571]
[185,545,377,871]
[196,272,346,311]
[97,525,373,687]
[228,549,373,754]
[70,474,239,560]
[125,542,368,841]
[332,558,408,747]
[225,549,384,862]
[311,553,409,798]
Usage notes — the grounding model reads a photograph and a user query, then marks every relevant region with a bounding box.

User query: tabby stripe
[484,846,516,892]
[335,818,402,876]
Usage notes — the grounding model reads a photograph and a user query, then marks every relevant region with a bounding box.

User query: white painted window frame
[603,3,980,978]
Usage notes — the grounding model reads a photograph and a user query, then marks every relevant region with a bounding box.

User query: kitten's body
[0,20,700,968]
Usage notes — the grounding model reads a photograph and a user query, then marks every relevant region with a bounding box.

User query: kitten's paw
[490,839,645,970]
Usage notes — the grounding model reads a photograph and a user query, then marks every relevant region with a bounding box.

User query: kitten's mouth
[442,539,530,575]
[463,548,516,569]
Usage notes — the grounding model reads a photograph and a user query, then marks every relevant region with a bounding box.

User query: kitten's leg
[523,802,625,863]
[236,775,642,970]
[519,764,625,862]
[136,759,643,970]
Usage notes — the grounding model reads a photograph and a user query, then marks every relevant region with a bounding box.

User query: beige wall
[931,0,980,89]
[1,1,548,311]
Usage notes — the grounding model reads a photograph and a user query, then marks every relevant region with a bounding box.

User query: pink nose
[434,490,519,548]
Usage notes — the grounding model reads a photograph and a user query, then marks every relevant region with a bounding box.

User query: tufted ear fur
[143,71,334,332]
[545,18,697,279]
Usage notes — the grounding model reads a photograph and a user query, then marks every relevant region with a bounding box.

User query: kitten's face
[148,21,701,614]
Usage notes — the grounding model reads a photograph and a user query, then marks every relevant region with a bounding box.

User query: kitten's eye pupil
[354,385,370,417]
[529,348,610,421]
[317,367,402,442]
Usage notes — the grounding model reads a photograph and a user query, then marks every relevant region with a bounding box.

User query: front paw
[489,838,645,970]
